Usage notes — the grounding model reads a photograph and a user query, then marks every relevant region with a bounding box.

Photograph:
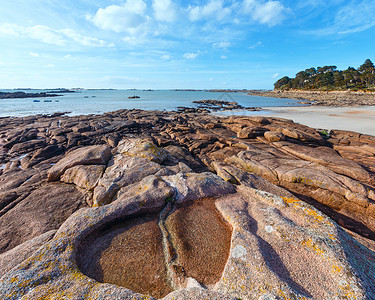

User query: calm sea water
[0,89,304,117]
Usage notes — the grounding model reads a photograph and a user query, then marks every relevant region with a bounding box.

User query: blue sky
[0,0,374,89]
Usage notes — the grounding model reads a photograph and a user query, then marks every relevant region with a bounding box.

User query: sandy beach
[257,105,375,136]
[216,105,375,136]
[243,90,375,135]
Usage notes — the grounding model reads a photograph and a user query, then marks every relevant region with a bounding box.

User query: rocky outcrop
[47,144,112,181]
[249,89,375,106]
[0,109,375,299]
[192,99,259,111]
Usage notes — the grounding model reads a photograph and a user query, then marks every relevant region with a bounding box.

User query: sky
[0,0,375,89]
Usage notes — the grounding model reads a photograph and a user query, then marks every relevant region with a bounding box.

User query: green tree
[274,76,291,89]
[333,71,345,87]
[358,59,375,87]
[358,59,375,73]
[294,71,309,88]
[273,60,374,90]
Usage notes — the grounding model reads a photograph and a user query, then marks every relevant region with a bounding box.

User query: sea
[0,89,304,117]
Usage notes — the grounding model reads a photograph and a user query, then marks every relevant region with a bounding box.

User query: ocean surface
[0,89,304,117]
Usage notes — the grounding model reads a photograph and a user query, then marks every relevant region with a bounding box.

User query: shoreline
[215,105,375,136]
[248,89,375,107]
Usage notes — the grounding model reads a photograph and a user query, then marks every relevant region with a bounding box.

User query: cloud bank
[0,24,109,47]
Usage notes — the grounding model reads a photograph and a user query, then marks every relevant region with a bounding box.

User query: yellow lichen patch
[338,282,357,299]
[277,288,308,300]
[332,265,342,274]
[304,207,324,222]
[68,268,91,284]
[277,232,291,243]
[281,196,300,205]
[328,233,336,240]
[301,239,325,256]
[291,175,332,191]
[282,196,329,224]
[10,277,19,283]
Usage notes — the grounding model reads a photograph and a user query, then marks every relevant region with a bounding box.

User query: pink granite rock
[47,145,112,181]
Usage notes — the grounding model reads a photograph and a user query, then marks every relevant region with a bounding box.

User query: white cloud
[29,25,66,46]
[253,1,287,26]
[153,0,177,22]
[188,0,232,22]
[183,52,200,59]
[272,73,280,78]
[91,0,148,34]
[213,41,231,49]
[0,24,109,47]
[61,29,108,47]
[161,54,172,60]
[29,52,40,57]
[0,61,4,66]
[242,0,288,26]
[242,0,258,11]
[187,0,288,26]
[44,64,55,68]
[310,0,375,35]
[0,24,22,36]
[122,36,147,45]
[249,41,262,49]
[221,55,228,59]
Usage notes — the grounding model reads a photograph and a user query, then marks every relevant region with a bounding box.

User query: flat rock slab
[47,144,112,181]
[0,230,56,278]
[0,183,87,254]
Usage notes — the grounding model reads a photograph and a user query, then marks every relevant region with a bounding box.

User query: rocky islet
[0,109,375,299]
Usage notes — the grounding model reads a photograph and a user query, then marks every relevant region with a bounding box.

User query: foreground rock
[0,164,374,299]
[0,109,375,299]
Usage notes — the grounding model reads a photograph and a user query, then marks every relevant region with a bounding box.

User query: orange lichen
[304,208,324,222]
[332,265,342,274]
[281,196,300,205]
[10,277,19,283]
[301,239,325,256]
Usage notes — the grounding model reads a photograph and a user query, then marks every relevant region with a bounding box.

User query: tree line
[274,59,375,91]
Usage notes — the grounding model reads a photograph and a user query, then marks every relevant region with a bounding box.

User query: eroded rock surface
[78,214,171,298]
[0,110,375,299]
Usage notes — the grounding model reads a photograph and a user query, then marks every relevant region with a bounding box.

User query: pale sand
[217,105,375,136]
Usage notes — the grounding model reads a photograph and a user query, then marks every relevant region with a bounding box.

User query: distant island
[0,91,61,99]
[46,89,76,94]
[274,59,375,91]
